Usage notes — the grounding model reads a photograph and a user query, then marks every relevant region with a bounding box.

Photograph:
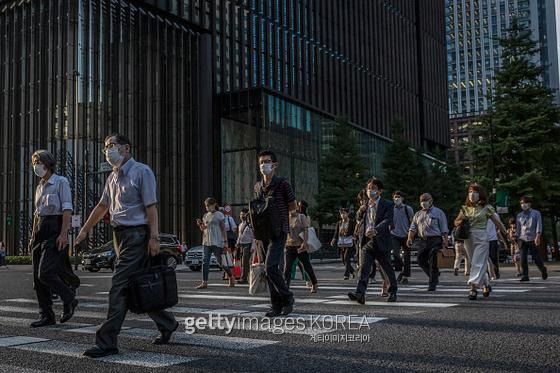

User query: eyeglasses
[102,142,120,154]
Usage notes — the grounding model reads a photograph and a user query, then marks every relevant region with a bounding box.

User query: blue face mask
[368,189,378,199]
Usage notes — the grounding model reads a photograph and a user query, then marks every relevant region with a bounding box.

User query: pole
[73,70,80,270]
[489,118,496,195]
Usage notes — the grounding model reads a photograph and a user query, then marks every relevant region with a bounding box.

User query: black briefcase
[127,255,178,314]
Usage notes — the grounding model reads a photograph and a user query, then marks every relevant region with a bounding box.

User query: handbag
[300,226,322,253]
[437,248,456,269]
[127,255,178,314]
[453,208,470,241]
[338,236,353,247]
[249,242,268,295]
[221,251,234,267]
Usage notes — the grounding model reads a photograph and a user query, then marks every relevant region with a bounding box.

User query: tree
[427,148,466,223]
[382,119,427,208]
[311,118,368,228]
[466,21,560,252]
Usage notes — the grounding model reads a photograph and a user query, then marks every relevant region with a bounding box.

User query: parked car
[82,242,116,272]
[82,233,183,271]
[185,245,219,271]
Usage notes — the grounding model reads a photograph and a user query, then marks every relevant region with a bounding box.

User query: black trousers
[31,216,76,316]
[262,233,293,310]
[520,240,546,279]
[417,237,442,287]
[339,246,355,277]
[239,243,252,281]
[392,236,411,277]
[356,240,397,295]
[284,246,318,287]
[488,240,500,277]
[95,226,177,350]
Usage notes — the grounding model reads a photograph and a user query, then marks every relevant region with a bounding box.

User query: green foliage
[311,118,368,227]
[382,120,428,209]
[466,21,560,219]
[5,256,32,265]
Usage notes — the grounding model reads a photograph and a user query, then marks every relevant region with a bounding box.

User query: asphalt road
[0,261,559,373]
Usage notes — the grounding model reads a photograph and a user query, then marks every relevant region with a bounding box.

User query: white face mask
[468,192,480,203]
[106,146,124,167]
[33,164,47,178]
[393,197,403,206]
[260,163,274,175]
[420,200,431,210]
[521,203,530,211]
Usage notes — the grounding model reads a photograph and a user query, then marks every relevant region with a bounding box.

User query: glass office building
[446,0,559,173]
[1,0,448,252]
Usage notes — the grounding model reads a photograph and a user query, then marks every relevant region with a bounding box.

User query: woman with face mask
[330,208,356,280]
[454,184,507,300]
[196,198,236,289]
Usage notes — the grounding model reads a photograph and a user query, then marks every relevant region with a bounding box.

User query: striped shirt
[255,176,296,234]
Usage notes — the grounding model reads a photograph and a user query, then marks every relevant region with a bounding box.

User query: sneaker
[196,281,208,289]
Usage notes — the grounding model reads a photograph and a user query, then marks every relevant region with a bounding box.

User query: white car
[185,245,219,271]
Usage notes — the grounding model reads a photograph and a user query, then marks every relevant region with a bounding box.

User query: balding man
[407,193,449,291]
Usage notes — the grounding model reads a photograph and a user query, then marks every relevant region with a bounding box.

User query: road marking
[327,300,458,308]
[12,340,198,367]
[178,294,330,304]
[0,316,92,329]
[0,306,151,322]
[0,336,50,347]
[65,326,279,350]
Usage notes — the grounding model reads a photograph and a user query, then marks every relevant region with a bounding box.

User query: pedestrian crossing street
[0,274,552,369]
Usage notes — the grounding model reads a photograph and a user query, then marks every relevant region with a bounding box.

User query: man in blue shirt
[407,193,449,291]
[516,196,547,281]
[391,191,414,284]
[76,134,178,358]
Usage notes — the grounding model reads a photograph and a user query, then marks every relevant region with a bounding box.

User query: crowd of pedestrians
[15,133,552,358]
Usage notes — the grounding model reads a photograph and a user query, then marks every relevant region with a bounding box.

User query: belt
[419,236,441,241]
[112,224,149,232]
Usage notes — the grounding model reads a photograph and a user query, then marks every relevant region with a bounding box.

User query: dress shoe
[281,299,294,316]
[60,299,78,323]
[264,307,282,318]
[397,273,404,282]
[427,286,436,291]
[400,277,408,285]
[516,273,523,277]
[542,268,548,280]
[30,314,56,328]
[387,293,397,302]
[153,322,179,345]
[347,292,365,305]
[83,346,119,358]
[520,277,530,282]
[454,268,459,276]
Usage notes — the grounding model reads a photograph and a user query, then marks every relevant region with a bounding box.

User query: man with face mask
[515,196,547,281]
[253,150,297,317]
[407,193,449,291]
[28,150,78,327]
[75,134,178,358]
[348,178,397,304]
[391,191,414,284]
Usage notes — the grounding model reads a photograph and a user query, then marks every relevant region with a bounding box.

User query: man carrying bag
[75,134,178,358]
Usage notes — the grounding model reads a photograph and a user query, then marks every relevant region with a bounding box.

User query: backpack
[249,177,283,241]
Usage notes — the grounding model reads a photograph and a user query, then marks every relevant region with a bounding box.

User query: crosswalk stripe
[0,336,50,347]
[0,316,92,329]
[178,294,331,304]
[0,306,151,322]
[9,339,198,368]
[65,325,279,349]
[327,300,458,308]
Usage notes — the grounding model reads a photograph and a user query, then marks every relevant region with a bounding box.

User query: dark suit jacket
[331,219,356,244]
[354,198,394,252]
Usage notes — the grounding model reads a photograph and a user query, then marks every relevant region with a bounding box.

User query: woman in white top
[196,198,235,289]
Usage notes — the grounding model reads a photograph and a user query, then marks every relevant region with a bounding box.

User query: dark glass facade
[1,0,448,253]
[0,0,212,253]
